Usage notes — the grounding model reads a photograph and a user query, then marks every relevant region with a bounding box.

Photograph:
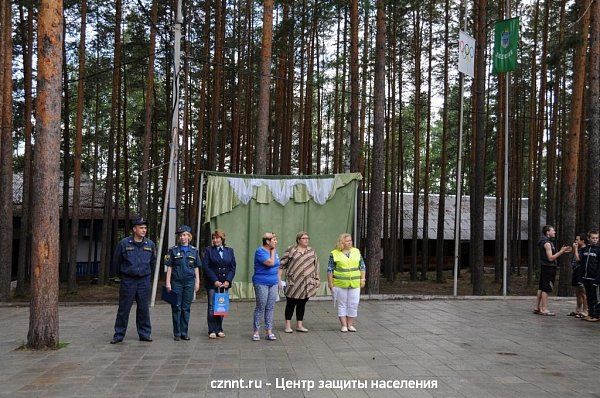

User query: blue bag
[161,285,178,305]
[213,288,230,316]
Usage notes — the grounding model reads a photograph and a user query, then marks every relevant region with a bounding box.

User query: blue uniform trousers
[171,278,195,337]
[113,275,152,340]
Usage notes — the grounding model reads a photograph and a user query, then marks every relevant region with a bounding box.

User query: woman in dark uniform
[202,229,236,339]
[165,225,201,341]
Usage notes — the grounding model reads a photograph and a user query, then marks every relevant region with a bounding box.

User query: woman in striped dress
[278,231,321,333]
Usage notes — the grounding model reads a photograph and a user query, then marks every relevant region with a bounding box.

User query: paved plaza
[0,297,599,397]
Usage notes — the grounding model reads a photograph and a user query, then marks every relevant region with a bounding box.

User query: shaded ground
[1,299,599,397]
[379,271,540,297]
[11,270,544,303]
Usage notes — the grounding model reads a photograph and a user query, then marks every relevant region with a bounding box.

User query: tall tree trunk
[122,63,130,228]
[17,0,34,296]
[586,0,600,229]
[494,0,506,284]
[0,0,14,300]
[209,0,224,171]
[139,0,158,218]
[558,0,591,296]
[302,2,317,175]
[191,1,211,227]
[28,0,63,349]
[410,8,421,282]
[349,0,359,172]
[255,0,274,174]
[99,0,122,284]
[527,0,540,290]
[421,2,433,281]
[366,0,386,294]
[68,0,87,293]
[471,0,488,295]
[60,19,70,284]
[436,0,450,284]
[547,0,567,227]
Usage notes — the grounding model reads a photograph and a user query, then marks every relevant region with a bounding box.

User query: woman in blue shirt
[165,225,200,341]
[252,232,280,341]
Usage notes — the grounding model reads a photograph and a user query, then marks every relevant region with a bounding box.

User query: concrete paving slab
[0,298,598,397]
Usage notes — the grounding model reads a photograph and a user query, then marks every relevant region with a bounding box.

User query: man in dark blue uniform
[110,217,156,344]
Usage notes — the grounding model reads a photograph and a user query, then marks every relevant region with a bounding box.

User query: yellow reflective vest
[331,248,362,288]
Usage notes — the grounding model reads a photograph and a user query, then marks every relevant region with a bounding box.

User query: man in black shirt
[580,230,600,322]
[533,225,571,316]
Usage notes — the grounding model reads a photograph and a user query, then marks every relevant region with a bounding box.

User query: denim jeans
[207,288,225,334]
[171,278,195,337]
[253,283,278,332]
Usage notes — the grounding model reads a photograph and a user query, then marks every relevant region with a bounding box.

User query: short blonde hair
[178,231,193,243]
[335,233,352,251]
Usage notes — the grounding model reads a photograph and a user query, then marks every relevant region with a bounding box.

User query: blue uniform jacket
[165,245,200,281]
[202,246,236,288]
[113,237,156,277]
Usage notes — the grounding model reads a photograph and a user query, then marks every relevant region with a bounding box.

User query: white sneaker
[341,326,348,332]
[348,326,357,332]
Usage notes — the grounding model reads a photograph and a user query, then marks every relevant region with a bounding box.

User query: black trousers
[285,297,309,321]
[583,279,600,318]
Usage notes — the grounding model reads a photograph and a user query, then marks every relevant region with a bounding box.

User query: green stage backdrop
[203,172,362,299]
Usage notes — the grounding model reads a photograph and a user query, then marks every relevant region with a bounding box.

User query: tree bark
[558,0,591,296]
[366,0,386,294]
[99,0,123,284]
[28,0,63,349]
[139,0,158,218]
[68,0,88,293]
[410,7,421,282]
[16,0,35,296]
[349,0,359,172]
[0,0,14,301]
[255,0,274,175]
[60,19,70,284]
[436,0,450,284]
[586,0,600,230]
[471,0,488,295]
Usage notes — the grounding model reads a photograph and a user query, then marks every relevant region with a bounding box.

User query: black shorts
[571,266,583,287]
[539,266,557,293]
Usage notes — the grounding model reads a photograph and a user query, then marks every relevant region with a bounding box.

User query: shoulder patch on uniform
[164,254,170,261]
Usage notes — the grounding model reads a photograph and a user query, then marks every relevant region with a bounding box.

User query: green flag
[492,17,519,74]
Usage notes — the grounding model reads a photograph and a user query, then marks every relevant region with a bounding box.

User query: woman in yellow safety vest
[327,233,366,332]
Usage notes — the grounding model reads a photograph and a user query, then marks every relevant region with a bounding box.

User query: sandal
[532,309,541,314]
[265,333,277,341]
[539,311,556,316]
[567,312,578,317]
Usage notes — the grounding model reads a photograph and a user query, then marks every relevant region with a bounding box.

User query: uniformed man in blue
[110,217,156,344]
[165,225,201,341]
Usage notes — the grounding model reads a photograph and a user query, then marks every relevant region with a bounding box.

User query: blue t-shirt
[253,246,280,285]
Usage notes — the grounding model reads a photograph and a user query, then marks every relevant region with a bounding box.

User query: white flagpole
[151,0,182,307]
[168,0,183,251]
[502,0,511,297]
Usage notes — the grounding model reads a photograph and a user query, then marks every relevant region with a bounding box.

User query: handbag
[213,287,230,316]
[161,285,178,305]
